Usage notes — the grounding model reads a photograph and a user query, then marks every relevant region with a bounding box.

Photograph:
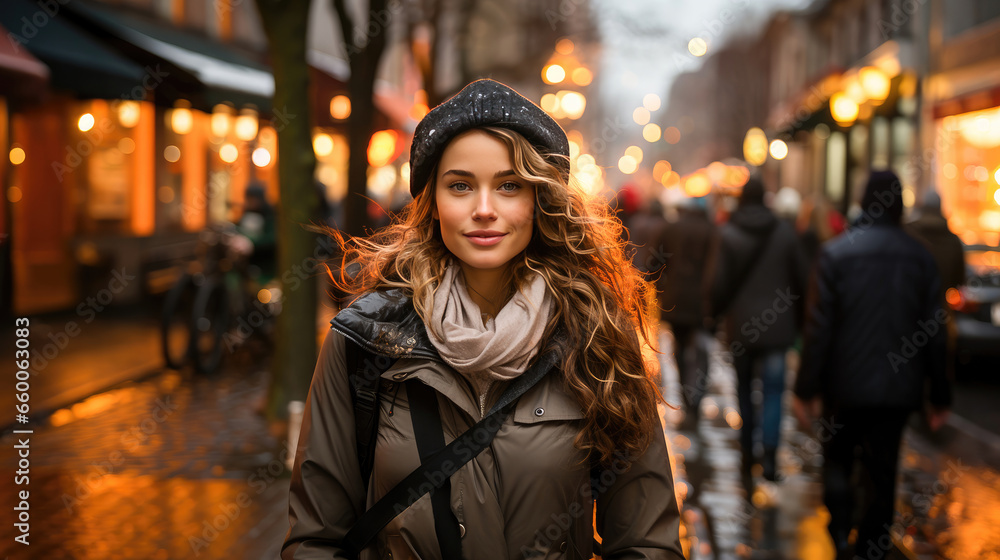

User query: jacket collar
[330,288,440,360]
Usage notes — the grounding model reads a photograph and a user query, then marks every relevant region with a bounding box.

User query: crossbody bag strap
[408,380,463,559]
[346,340,398,492]
[342,344,562,556]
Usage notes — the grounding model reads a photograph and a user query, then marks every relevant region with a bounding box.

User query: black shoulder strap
[408,380,464,559]
[343,345,562,555]
[345,339,398,491]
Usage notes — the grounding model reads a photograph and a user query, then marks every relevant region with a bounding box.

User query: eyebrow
[441,169,518,179]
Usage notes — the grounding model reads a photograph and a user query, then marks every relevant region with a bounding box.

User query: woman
[282,80,683,560]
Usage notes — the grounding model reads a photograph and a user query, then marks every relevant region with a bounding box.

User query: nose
[472,189,497,221]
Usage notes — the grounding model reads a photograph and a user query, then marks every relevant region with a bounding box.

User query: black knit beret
[408,79,570,197]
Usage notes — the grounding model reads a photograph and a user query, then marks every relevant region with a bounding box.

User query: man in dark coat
[905,190,966,295]
[794,170,951,560]
[647,197,716,428]
[708,177,807,482]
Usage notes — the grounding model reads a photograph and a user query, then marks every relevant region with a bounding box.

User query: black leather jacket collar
[330,289,440,360]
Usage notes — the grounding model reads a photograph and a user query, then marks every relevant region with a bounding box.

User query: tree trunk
[254,0,317,419]
[334,0,390,239]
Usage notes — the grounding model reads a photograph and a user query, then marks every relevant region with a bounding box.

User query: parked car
[950,245,1000,368]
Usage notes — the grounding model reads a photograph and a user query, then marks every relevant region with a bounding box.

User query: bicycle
[160,224,279,374]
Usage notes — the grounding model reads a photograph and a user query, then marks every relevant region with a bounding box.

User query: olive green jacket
[282,296,684,559]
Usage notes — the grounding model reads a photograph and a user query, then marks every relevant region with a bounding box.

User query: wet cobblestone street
[1,323,998,559]
[0,367,291,560]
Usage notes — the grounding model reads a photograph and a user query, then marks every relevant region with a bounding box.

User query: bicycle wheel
[161,273,197,370]
[191,279,231,375]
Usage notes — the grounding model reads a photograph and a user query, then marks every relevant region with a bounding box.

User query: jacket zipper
[479,380,495,418]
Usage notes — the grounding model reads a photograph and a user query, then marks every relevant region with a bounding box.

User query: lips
[464,230,507,246]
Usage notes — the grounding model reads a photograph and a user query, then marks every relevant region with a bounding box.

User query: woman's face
[433,130,535,275]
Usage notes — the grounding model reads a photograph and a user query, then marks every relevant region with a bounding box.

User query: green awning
[0,0,147,100]
[61,0,273,112]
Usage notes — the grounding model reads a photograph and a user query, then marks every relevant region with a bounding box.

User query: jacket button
[559,541,567,552]
[534,407,544,417]
[459,523,466,538]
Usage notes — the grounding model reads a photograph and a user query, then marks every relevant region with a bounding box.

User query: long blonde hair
[330,126,662,467]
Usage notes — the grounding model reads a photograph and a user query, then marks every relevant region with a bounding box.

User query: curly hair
[329,126,662,468]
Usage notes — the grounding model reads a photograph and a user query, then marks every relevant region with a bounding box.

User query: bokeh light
[663,126,681,144]
[158,186,175,203]
[211,104,233,137]
[769,139,788,160]
[164,145,181,163]
[643,123,662,143]
[559,91,586,119]
[688,38,708,57]
[117,101,141,128]
[330,95,351,120]
[555,38,574,55]
[118,137,135,154]
[643,94,661,111]
[543,64,566,84]
[625,145,644,163]
[252,147,271,167]
[219,143,239,163]
[653,160,672,182]
[618,155,638,175]
[684,173,711,197]
[743,128,768,166]
[367,130,399,167]
[571,67,593,86]
[235,111,259,141]
[313,133,334,157]
[831,92,859,124]
[633,107,650,126]
[9,147,25,165]
[78,113,95,132]
[171,107,193,134]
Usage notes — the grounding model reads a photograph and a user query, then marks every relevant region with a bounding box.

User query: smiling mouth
[464,231,507,246]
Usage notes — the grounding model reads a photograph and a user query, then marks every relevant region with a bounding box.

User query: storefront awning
[0,0,148,100]
[61,0,274,112]
[0,21,49,102]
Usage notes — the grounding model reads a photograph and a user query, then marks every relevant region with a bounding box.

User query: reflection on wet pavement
[2,324,999,559]
[657,327,1000,560]
[0,368,290,560]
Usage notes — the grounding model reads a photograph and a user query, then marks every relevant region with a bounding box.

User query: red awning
[0,21,50,101]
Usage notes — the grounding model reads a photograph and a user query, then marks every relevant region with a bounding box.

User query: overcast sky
[593,0,815,119]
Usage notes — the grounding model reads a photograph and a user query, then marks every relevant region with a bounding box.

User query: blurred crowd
[618,169,961,560]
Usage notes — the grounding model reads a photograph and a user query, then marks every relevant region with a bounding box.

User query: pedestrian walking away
[793,170,952,560]
[707,176,808,484]
[281,79,684,560]
[648,196,716,430]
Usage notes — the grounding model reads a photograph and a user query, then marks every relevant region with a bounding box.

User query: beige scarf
[425,265,554,395]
